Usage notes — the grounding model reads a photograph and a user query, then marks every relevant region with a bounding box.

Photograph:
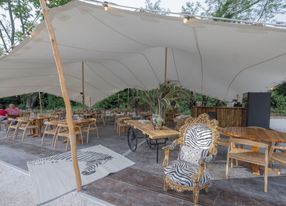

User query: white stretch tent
[1,0,286,104]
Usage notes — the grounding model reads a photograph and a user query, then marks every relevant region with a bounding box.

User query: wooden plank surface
[223,127,286,144]
[192,106,247,127]
[125,120,179,140]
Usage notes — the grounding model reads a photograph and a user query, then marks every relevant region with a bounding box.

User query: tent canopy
[1,0,286,105]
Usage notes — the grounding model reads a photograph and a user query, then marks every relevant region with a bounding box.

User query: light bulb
[183,16,190,24]
[103,2,108,11]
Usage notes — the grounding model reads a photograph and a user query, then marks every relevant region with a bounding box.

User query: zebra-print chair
[162,113,219,205]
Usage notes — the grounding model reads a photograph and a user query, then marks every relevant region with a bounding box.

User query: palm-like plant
[140,82,189,118]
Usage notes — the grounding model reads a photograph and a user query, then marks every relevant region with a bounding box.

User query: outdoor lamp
[103,1,109,11]
[183,16,191,24]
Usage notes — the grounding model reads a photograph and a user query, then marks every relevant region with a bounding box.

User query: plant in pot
[139,82,189,129]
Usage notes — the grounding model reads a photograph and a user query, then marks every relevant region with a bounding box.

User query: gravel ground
[0,161,113,206]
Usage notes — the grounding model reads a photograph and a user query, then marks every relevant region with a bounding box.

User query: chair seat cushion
[164,160,211,187]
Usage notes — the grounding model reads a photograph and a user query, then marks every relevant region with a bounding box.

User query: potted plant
[139,82,189,129]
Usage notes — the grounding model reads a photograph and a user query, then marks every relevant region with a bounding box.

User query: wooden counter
[192,106,247,127]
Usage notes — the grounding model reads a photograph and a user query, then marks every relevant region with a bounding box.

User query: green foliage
[144,0,170,14]
[93,89,133,110]
[0,0,71,54]
[0,92,82,111]
[181,1,202,16]
[271,83,286,115]
[92,86,227,116]
[194,93,226,107]
[138,82,190,117]
[182,0,286,22]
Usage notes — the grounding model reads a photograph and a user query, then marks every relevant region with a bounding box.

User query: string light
[103,1,108,11]
[183,16,191,24]
[46,0,51,5]
[27,31,32,38]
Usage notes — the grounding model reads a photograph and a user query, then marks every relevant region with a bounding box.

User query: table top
[223,127,286,144]
[50,119,91,126]
[125,120,179,140]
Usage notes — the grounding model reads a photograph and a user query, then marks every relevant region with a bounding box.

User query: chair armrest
[188,159,207,184]
[191,155,216,183]
[162,140,180,167]
[269,145,286,159]
[271,146,286,151]
[200,155,215,163]
[230,137,268,148]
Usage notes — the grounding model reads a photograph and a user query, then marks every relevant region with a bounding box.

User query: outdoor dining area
[1,92,286,205]
[0,0,286,205]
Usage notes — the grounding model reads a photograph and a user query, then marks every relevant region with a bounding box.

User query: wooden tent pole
[38,92,43,113]
[164,47,168,83]
[39,0,82,191]
[82,61,85,106]
[127,88,130,108]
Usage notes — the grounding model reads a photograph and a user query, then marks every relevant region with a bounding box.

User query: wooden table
[223,127,286,145]
[30,116,50,137]
[125,120,179,163]
[223,127,286,174]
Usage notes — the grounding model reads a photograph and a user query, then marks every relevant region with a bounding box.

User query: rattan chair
[162,114,219,205]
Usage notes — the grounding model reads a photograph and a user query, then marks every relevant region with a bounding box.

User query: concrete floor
[0,122,286,206]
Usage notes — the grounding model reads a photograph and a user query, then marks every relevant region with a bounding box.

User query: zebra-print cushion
[178,124,212,164]
[178,146,203,164]
[164,160,211,187]
[184,124,212,149]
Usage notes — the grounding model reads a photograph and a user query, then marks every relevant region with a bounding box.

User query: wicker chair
[162,114,219,205]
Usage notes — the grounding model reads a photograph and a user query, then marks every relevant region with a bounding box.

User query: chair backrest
[177,113,219,165]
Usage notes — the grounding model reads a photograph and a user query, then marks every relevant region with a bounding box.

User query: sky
[109,0,286,23]
[110,0,189,12]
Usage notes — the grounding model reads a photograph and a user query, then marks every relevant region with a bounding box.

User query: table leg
[156,140,159,163]
[149,138,168,163]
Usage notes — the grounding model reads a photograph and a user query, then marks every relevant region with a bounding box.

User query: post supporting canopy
[38,0,82,191]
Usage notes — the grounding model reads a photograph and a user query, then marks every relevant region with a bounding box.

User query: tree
[0,0,71,55]
[271,82,286,115]
[182,0,286,23]
[144,0,170,15]
[0,0,36,54]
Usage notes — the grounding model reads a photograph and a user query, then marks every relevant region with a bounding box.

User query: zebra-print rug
[27,145,134,205]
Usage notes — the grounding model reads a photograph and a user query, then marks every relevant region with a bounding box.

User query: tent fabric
[1,0,286,105]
